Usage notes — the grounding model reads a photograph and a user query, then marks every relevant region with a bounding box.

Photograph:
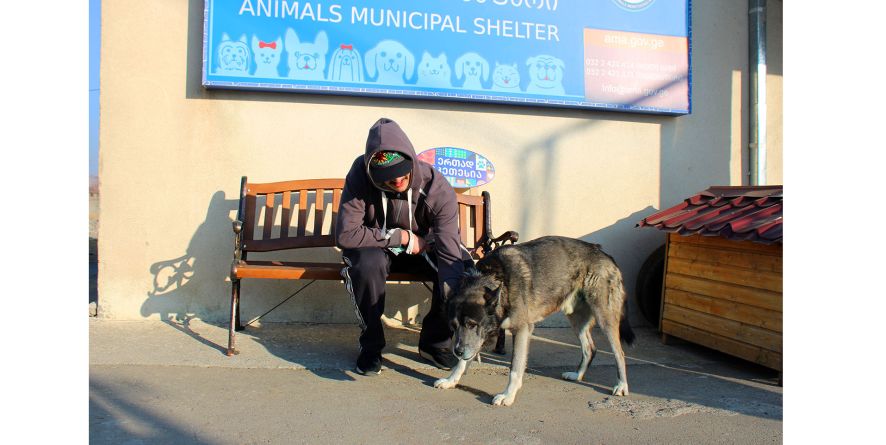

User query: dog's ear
[481,58,490,82]
[238,34,247,44]
[314,31,328,54]
[285,28,299,52]
[327,48,339,80]
[476,255,505,282]
[459,267,480,287]
[364,45,377,79]
[454,54,465,80]
[442,280,460,302]
[251,35,260,51]
[353,49,365,82]
[403,48,415,81]
[483,284,502,308]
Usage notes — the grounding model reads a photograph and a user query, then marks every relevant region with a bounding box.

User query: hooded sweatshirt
[335,118,468,292]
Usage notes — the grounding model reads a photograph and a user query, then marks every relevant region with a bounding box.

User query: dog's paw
[434,378,457,389]
[612,381,629,396]
[561,371,583,382]
[491,393,515,407]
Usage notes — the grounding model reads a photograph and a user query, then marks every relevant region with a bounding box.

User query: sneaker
[418,346,458,371]
[354,350,382,376]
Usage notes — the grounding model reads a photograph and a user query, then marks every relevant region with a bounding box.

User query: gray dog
[433,236,635,406]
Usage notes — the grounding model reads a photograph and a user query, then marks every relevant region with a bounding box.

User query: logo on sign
[612,0,656,11]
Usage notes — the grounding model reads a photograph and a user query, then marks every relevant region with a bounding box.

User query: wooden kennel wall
[659,233,782,371]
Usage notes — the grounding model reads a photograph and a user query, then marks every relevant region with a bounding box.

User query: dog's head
[328,44,363,81]
[331,45,360,68]
[216,33,250,73]
[285,28,328,79]
[455,52,490,83]
[417,52,451,83]
[526,55,565,89]
[492,62,521,89]
[252,35,282,70]
[364,40,415,83]
[447,267,504,361]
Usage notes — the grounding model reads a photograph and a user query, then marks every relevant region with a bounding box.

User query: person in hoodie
[336,118,472,376]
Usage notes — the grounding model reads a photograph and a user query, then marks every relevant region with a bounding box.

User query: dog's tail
[620,296,636,346]
[620,311,636,346]
[610,271,636,346]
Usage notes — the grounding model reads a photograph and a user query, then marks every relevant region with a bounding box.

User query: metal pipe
[749,0,767,185]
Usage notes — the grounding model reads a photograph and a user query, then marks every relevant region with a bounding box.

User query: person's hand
[410,234,427,255]
[399,230,427,255]
[400,229,410,246]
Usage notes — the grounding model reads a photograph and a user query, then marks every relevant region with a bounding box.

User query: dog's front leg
[434,358,470,389]
[492,325,532,407]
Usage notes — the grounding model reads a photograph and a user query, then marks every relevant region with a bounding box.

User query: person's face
[384,173,410,192]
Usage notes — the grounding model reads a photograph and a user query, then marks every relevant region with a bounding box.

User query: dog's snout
[454,344,465,356]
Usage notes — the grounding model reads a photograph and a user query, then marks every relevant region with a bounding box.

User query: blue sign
[417,147,495,188]
[202,0,691,114]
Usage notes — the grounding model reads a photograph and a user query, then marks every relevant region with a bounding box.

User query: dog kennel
[637,186,783,371]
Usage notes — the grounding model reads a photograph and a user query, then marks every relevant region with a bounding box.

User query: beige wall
[98,0,783,326]
[766,0,783,185]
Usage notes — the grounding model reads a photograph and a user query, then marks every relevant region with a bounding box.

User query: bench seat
[233,260,435,281]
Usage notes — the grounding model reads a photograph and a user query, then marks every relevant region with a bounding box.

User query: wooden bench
[227,176,517,356]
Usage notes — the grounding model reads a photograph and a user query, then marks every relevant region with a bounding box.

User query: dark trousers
[342,248,460,355]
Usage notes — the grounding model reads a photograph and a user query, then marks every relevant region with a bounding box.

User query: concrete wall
[98,0,783,327]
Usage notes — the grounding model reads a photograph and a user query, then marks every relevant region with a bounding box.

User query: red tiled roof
[637,186,783,244]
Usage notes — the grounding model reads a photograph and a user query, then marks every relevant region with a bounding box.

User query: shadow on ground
[240,322,781,420]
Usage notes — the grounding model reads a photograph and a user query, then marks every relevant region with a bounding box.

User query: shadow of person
[142,190,238,353]
[240,263,443,381]
[139,188,459,381]
[253,306,439,382]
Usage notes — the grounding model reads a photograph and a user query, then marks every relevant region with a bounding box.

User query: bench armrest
[232,220,245,275]
[489,230,519,246]
[472,230,519,259]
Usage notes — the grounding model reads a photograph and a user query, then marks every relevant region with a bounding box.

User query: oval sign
[417,147,496,189]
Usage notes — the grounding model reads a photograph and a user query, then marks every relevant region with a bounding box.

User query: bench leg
[234,279,243,332]
[227,279,241,356]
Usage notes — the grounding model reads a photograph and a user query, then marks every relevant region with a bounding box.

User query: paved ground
[87,191,781,443]
[90,318,782,444]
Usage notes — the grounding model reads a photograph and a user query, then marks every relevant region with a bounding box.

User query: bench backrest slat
[262,193,275,241]
[314,188,326,237]
[280,191,291,238]
[297,189,308,237]
[238,177,487,254]
[332,188,342,236]
[243,194,258,247]
[455,194,485,248]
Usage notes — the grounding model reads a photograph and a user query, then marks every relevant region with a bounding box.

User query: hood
[364,118,422,192]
